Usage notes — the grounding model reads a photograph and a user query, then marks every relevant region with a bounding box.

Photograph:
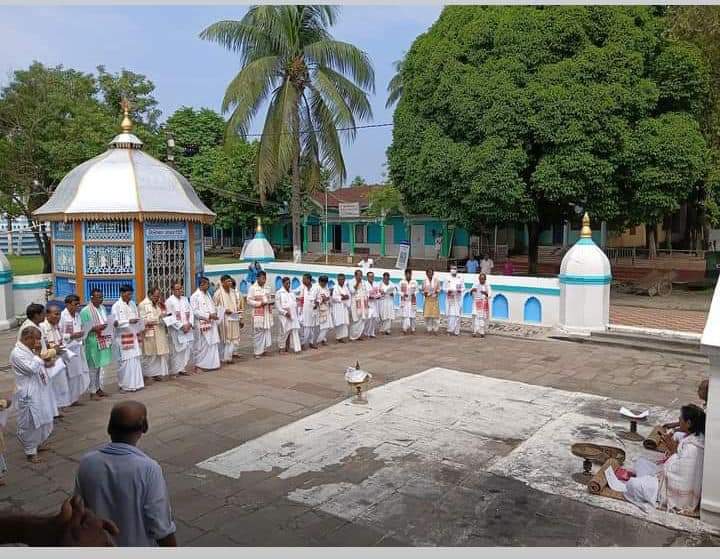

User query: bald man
[74,401,176,547]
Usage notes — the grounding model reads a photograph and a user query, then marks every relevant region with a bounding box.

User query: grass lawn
[205,255,241,265]
[5,254,44,276]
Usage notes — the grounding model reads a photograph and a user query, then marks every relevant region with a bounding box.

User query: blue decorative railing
[84,220,132,241]
[54,276,77,300]
[85,278,135,302]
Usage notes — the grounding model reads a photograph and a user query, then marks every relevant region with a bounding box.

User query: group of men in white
[273,265,493,353]
[7,276,246,463]
[7,265,491,463]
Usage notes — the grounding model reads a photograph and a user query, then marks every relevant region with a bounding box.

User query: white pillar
[701,279,720,528]
[0,252,15,331]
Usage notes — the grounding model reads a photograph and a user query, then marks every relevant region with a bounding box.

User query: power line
[242,122,393,138]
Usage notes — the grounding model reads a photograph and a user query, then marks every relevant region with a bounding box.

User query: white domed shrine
[558,213,612,334]
[33,103,215,302]
[240,218,275,264]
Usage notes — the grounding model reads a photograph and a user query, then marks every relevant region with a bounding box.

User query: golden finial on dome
[120,98,133,133]
[580,212,592,238]
[256,216,263,233]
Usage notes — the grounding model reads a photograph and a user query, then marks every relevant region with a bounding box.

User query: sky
[0,4,442,185]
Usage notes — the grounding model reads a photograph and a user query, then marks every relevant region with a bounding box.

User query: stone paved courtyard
[0,325,717,546]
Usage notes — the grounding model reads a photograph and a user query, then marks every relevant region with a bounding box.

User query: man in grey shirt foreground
[74,401,176,546]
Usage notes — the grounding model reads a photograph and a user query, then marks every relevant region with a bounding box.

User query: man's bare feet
[96,389,108,398]
[27,454,43,464]
[90,393,102,401]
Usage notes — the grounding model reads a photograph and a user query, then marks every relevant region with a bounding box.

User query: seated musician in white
[624,404,705,515]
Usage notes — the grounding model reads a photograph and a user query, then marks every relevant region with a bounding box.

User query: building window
[355,224,367,244]
[310,224,320,242]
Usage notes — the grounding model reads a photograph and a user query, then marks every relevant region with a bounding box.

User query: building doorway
[411,224,425,258]
[333,224,342,252]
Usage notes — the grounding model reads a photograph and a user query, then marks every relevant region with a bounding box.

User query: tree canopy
[200,5,375,260]
[388,6,711,268]
[0,62,169,270]
[165,106,288,231]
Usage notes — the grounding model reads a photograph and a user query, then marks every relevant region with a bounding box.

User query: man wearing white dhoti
[41,304,71,413]
[19,304,62,418]
[331,273,351,343]
[625,405,705,515]
[138,287,171,382]
[11,326,54,463]
[213,275,244,364]
[349,270,369,341]
[445,266,464,336]
[379,272,396,335]
[298,274,319,350]
[247,271,274,358]
[316,276,333,346]
[364,272,380,339]
[60,295,90,405]
[471,273,491,338]
[276,277,301,354]
[190,277,221,372]
[111,285,145,392]
[165,282,194,376]
[399,269,418,335]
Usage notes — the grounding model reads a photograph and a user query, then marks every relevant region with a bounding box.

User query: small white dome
[241,222,275,263]
[560,240,611,277]
[559,214,611,281]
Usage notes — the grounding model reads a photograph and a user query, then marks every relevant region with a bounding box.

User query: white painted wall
[700,277,720,528]
[12,274,52,321]
[205,261,561,328]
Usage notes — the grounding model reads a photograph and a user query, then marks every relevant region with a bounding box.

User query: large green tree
[165,106,288,231]
[0,62,162,271]
[200,5,375,262]
[388,6,711,270]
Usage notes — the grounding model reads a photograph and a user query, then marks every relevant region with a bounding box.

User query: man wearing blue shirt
[466,254,479,274]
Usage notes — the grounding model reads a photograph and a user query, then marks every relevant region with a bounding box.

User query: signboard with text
[339,202,360,218]
[396,241,410,270]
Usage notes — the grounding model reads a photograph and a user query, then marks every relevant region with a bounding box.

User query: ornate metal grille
[52,222,74,241]
[54,245,76,274]
[84,220,132,241]
[146,240,186,297]
[85,245,134,275]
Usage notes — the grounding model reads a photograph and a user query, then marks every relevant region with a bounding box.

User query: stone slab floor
[0,326,717,546]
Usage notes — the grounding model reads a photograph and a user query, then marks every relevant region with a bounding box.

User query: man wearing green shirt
[80,289,113,400]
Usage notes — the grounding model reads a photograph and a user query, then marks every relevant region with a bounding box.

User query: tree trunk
[527,221,540,275]
[647,223,657,259]
[40,223,51,273]
[663,215,672,250]
[291,151,302,263]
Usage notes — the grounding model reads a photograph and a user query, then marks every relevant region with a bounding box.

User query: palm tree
[385,57,404,109]
[201,6,375,260]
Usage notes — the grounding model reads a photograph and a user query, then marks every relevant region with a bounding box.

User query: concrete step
[550,329,705,361]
